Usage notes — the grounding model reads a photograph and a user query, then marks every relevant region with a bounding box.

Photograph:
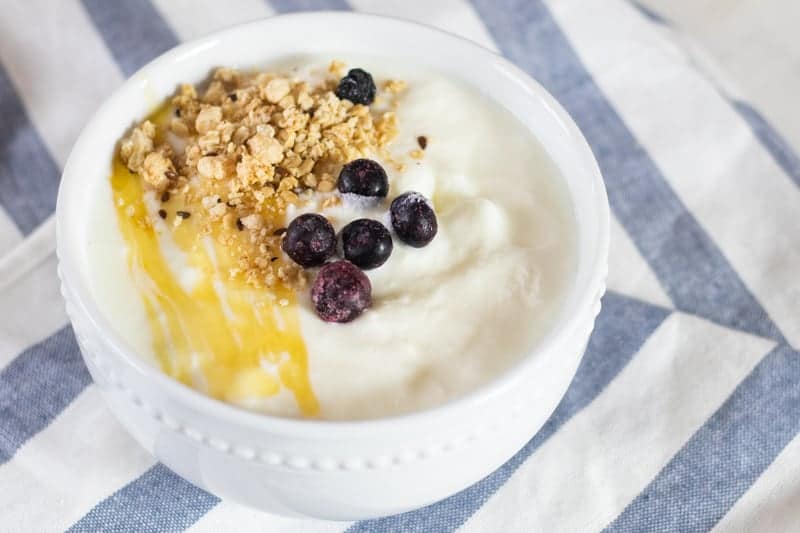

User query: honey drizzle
[110,159,319,417]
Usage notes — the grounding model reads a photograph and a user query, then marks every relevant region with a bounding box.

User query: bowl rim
[56,11,609,436]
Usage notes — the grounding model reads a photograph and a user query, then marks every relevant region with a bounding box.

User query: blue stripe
[68,463,220,533]
[80,0,179,77]
[0,326,90,463]
[269,0,349,12]
[731,100,800,190]
[605,344,800,532]
[0,62,61,235]
[471,0,782,343]
[348,292,670,532]
[628,1,670,25]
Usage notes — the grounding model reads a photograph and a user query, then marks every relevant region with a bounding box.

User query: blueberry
[390,192,438,247]
[311,261,372,323]
[341,219,393,270]
[281,213,336,267]
[337,159,389,197]
[335,68,376,105]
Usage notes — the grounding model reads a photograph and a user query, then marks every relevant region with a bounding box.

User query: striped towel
[1,1,798,531]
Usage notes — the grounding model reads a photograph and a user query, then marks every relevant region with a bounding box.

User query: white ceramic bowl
[57,12,608,520]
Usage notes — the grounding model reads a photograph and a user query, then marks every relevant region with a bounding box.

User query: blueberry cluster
[282,158,438,323]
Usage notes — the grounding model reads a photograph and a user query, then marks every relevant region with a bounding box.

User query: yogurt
[86,58,576,420]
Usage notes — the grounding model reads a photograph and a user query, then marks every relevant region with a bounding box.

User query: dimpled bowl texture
[56,12,609,520]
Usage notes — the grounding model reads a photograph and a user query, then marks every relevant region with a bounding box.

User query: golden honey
[111,156,318,416]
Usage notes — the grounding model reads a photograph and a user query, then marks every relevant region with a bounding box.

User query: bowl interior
[57,12,608,432]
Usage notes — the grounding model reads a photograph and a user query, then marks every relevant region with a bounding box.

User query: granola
[118,61,408,289]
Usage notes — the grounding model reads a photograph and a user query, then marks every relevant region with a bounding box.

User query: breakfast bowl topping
[335,68,377,105]
[282,213,337,268]
[337,158,389,197]
[340,218,393,270]
[390,191,438,247]
[311,260,372,323]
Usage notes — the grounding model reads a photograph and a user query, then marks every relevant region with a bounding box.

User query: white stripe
[460,313,774,533]
[0,0,123,167]
[636,0,800,151]
[0,387,155,532]
[0,207,23,258]
[607,213,672,307]
[151,0,273,42]
[187,502,348,533]
[0,252,67,369]
[348,0,498,52]
[547,0,800,347]
[712,432,800,533]
[0,216,55,293]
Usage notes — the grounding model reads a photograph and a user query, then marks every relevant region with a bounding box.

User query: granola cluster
[118,62,407,289]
